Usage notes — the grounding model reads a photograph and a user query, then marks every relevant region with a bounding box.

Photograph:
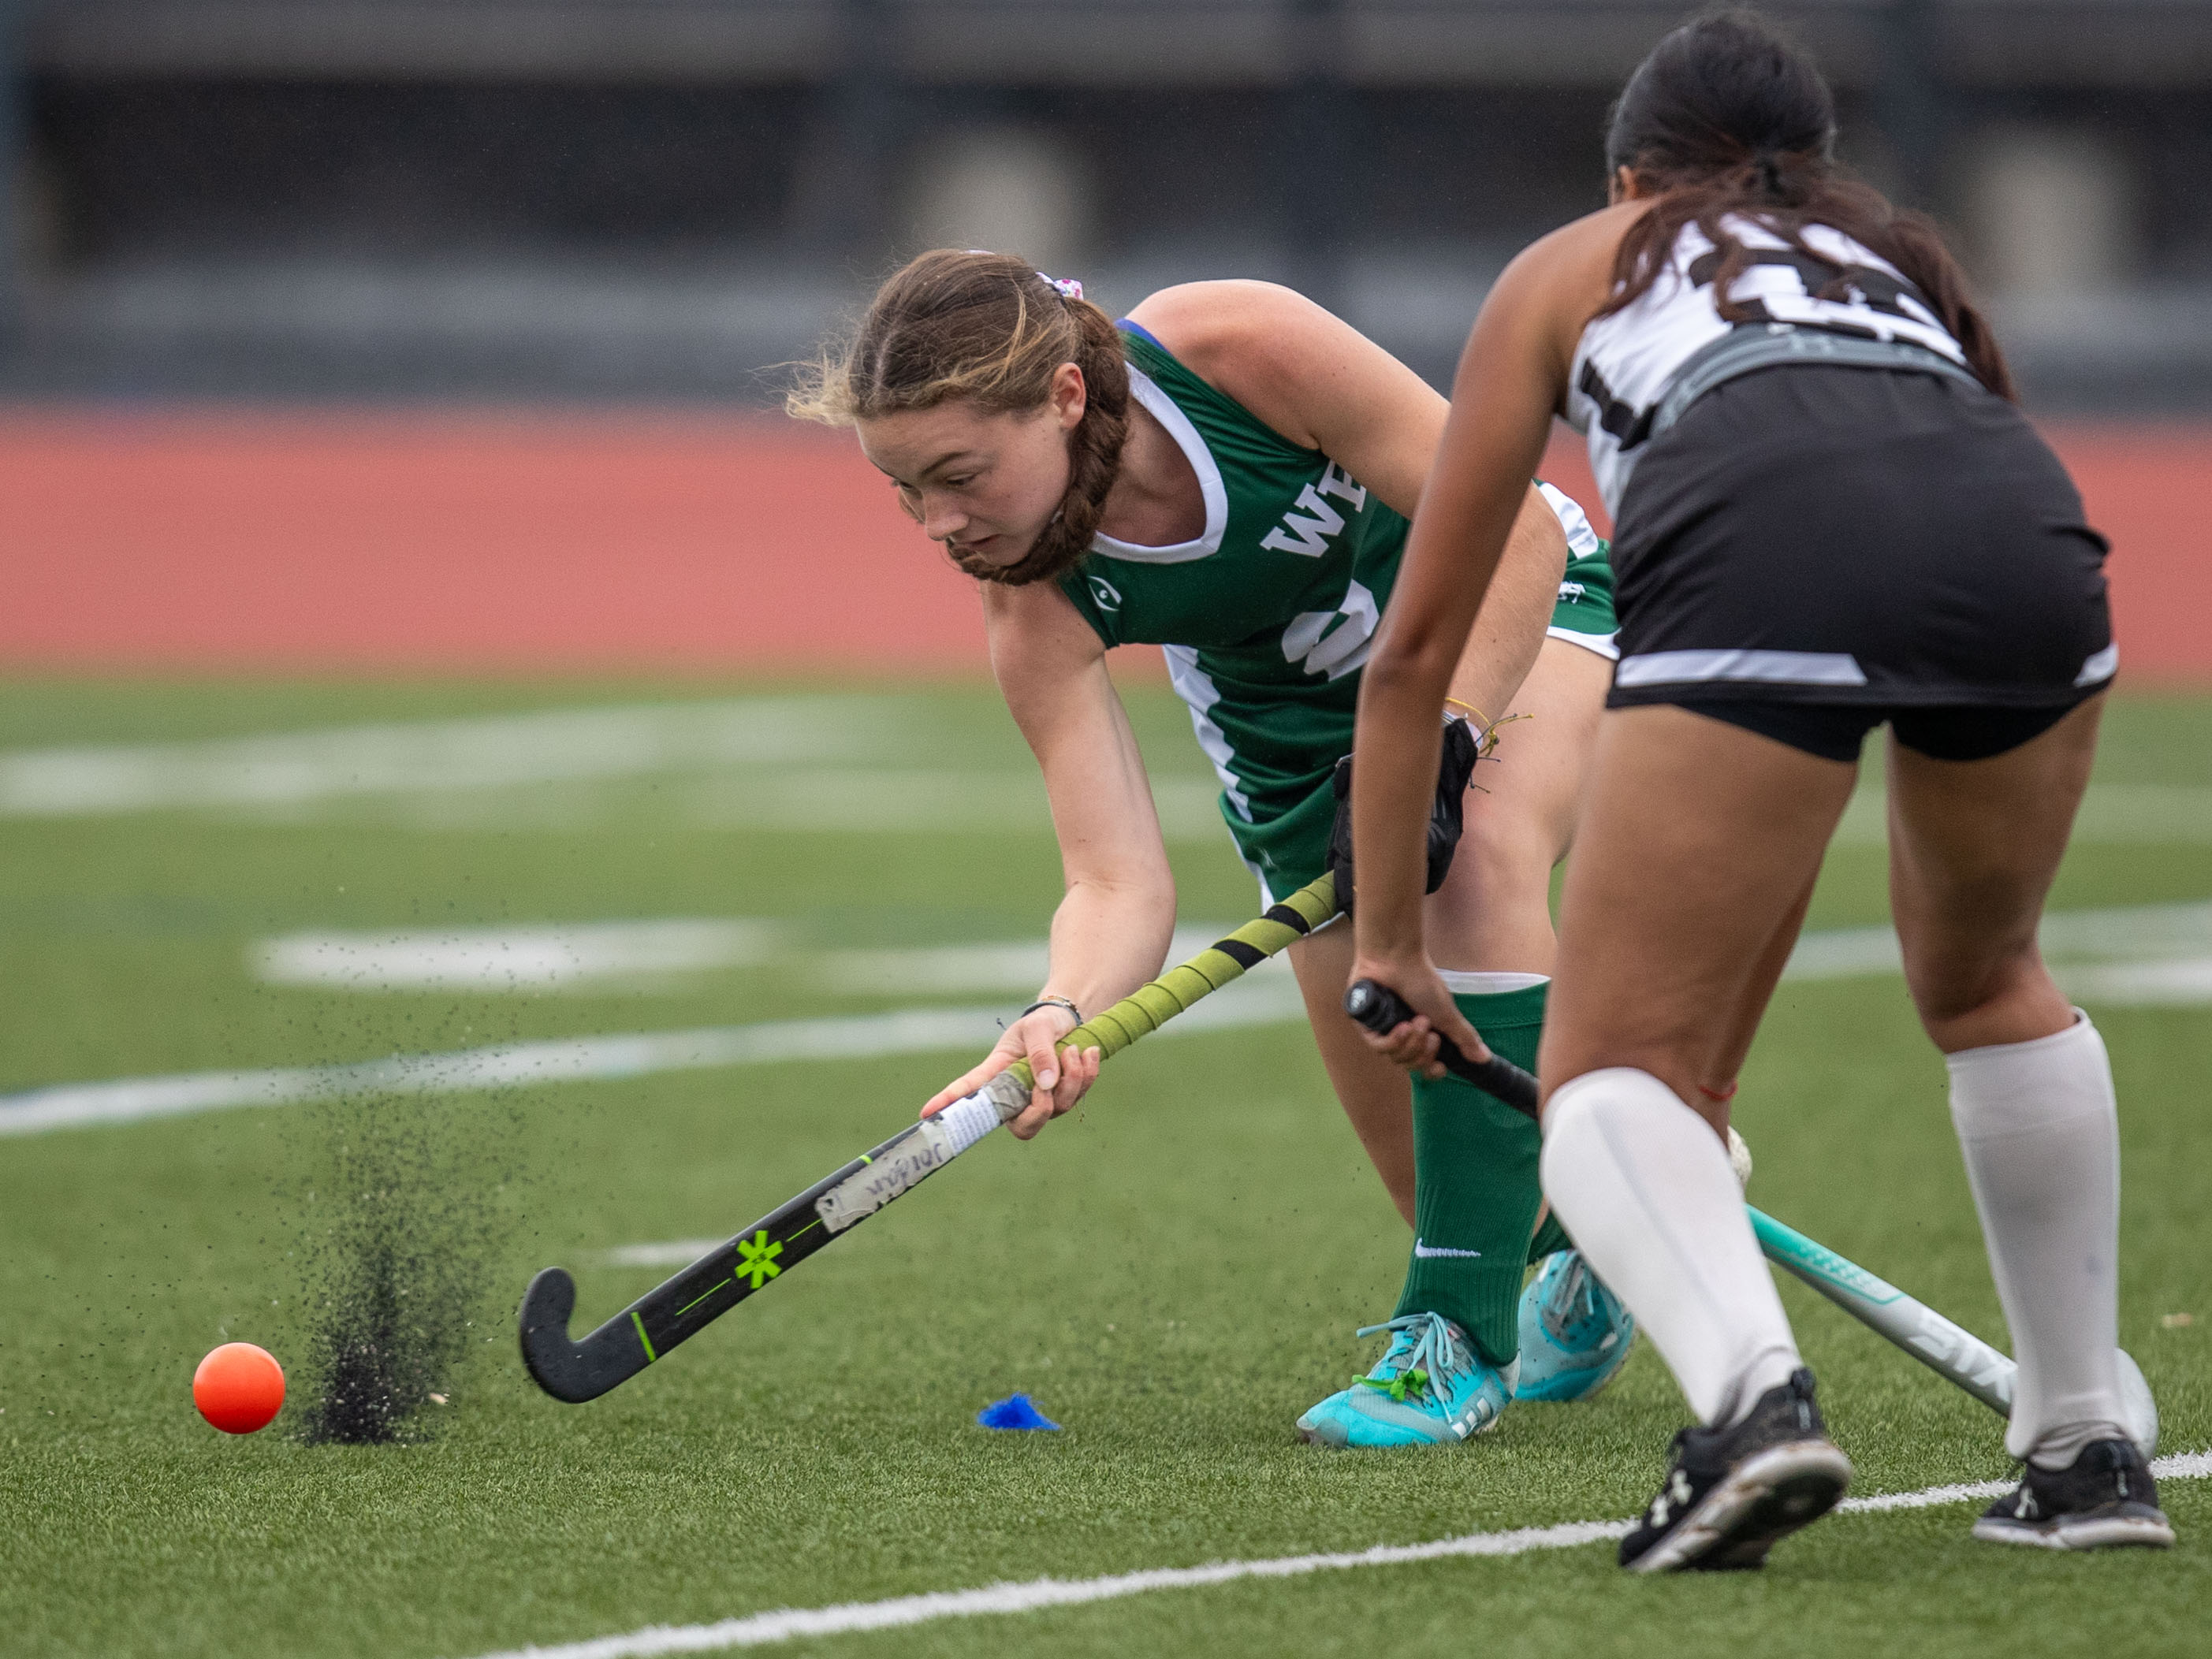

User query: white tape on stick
[933,1088,1006,1155]
[813,1086,1009,1234]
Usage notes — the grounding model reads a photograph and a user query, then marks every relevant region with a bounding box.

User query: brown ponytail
[788,249,1131,586]
[1601,9,2016,401]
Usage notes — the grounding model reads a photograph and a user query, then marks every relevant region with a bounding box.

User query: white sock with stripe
[1541,1067,1801,1427]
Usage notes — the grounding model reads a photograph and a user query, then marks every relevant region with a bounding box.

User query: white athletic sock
[1948,1011,2129,1467]
[1541,1068,1801,1428]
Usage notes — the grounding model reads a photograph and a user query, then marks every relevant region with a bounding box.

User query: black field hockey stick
[1340,979,1540,1115]
[519,870,1346,1403]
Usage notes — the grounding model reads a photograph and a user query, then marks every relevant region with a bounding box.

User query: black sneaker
[1619,1367,1852,1572]
[1972,1438,2175,1551]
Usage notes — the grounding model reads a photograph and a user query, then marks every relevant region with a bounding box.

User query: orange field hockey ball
[192,1342,286,1434]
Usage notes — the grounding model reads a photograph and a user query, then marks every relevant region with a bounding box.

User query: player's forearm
[1350,662,1454,961]
[1042,875,1179,1017]
[1444,485,1570,723]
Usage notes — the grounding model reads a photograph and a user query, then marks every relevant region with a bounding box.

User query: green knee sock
[1529,1211,1573,1263]
[1392,979,1550,1367]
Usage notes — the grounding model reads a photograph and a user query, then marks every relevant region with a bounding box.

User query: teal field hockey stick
[1342,983,2159,1453]
[1752,1205,2159,1454]
[1751,1206,2015,1413]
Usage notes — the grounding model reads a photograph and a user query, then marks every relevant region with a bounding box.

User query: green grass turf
[0,680,2206,1657]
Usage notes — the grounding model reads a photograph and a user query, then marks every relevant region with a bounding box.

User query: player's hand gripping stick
[1342,979,1540,1118]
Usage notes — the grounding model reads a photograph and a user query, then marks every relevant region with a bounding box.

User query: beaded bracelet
[1020,995,1083,1025]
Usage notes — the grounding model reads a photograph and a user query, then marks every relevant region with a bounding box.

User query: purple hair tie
[1037,272,1084,301]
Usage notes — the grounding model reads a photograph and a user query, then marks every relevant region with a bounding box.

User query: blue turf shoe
[1296,1311,1515,1448]
[1514,1248,1635,1402]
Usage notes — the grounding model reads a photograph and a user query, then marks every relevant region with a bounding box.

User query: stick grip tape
[1005,870,1341,1088]
[1341,978,1541,1118]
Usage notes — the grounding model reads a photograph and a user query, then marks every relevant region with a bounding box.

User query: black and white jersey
[1567,216,1968,516]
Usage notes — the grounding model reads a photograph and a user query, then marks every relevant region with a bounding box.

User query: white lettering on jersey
[1282,579,1379,680]
[1313,461,1368,510]
[1260,462,1367,559]
[1260,485,1346,558]
[1568,218,1968,517]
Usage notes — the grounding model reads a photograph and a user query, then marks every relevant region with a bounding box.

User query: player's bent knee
[1446,808,1556,898]
[1906,950,2073,1053]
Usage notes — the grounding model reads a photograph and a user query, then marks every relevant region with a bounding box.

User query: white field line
[0,973,1307,1136]
[2063,958,2212,1004]
[249,922,1254,997]
[814,924,1251,998]
[0,699,870,816]
[1782,898,2212,999]
[254,921,784,992]
[601,1241,728,1268]
[9,711,2208,843]
[16,894,2212,1134]
[460,1452,2212,1659]
[0,701,1230,839]
[1832,784,2212,847]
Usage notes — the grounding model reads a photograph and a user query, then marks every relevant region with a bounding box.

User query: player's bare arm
[918,577,1176,1137]
[1347,214,1624,1072]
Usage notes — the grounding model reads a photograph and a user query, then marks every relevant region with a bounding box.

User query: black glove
[1326,714,1482,915]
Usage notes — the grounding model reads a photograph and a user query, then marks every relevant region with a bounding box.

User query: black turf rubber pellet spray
[293,1093,500,1445]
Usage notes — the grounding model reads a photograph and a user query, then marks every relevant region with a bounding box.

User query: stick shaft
[1011,872,1341,1083]
[811,871,1341,1230]
[1749,1204,2014,1414]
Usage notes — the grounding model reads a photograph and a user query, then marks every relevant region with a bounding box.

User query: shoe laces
[1541,1252,1602,1337]
[1351,1311,1474,1407]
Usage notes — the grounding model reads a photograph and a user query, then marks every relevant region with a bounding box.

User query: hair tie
[1752,150,1786,196]
[955,251,1083,301]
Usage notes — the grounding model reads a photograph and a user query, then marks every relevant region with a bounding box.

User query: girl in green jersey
[790,249,1628,1447]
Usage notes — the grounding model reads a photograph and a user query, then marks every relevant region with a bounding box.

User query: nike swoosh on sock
[1413,1239,1484,1259]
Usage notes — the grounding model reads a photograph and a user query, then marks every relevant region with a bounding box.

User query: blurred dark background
[4,0,2210,408]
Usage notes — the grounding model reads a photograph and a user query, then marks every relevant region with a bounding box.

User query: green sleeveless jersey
[1058,322,1614,899]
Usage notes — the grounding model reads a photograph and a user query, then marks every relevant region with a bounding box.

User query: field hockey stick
[519,870,1345,1404]
[1748,1206,2013,1413]
[1342,982,2159,1449]
[1750,1205,2159,1453]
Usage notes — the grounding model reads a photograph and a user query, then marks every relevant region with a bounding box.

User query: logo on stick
[737,1230,784,1289]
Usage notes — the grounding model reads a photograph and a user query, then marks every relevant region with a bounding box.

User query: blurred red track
[1,411,2206,680]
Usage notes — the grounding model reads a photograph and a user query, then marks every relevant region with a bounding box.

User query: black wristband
[1021,995,1082,1025]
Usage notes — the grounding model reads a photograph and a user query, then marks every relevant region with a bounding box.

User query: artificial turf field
[0,678,2206,1657]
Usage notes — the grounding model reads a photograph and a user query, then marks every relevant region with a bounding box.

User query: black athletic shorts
[1605,363,2114,763]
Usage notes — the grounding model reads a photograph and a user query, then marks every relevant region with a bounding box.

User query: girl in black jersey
[1346,10,2170,1570]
